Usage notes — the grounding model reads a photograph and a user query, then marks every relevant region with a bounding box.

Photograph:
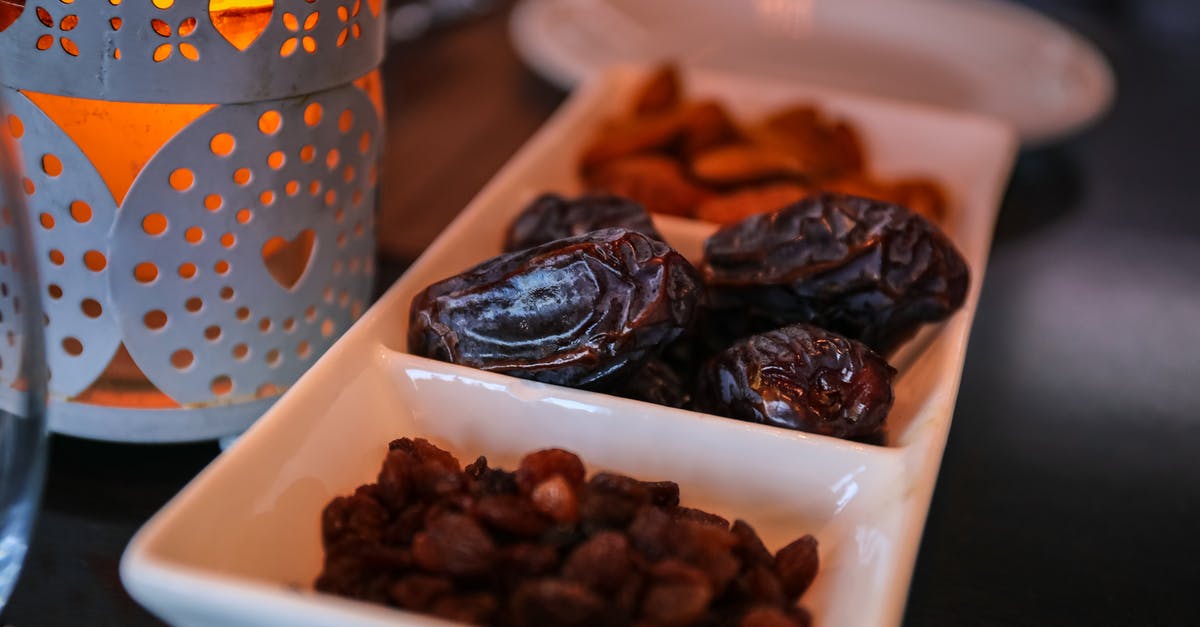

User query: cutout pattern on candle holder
[0,0,384,103]
[108,83,378,406]
[3,88,122,398]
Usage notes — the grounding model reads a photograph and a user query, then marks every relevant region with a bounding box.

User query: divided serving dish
[120,66,1017,627]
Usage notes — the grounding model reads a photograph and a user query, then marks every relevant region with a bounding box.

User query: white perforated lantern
[0,0,385,441]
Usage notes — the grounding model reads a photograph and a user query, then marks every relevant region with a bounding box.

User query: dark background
[4,0,1199,625]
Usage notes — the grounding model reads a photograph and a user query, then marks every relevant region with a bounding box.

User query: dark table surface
[5,0,1200,625]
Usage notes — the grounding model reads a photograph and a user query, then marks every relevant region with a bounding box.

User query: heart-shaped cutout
[0,0,25,32]
[209,0,274,51]
[262,229,314,291]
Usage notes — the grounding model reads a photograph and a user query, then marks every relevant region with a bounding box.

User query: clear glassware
[0,84,48,611]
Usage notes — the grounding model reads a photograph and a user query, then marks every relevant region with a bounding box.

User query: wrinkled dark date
[504,193,664,252]
[409,229,703,389]
[615,358,692,409]
[695,323,895,438]
[702,193,969,354]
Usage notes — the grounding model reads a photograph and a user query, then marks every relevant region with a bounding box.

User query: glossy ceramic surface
[121,67,1017,627]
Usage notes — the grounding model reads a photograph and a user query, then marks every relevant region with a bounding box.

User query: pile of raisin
[317,438,818,626]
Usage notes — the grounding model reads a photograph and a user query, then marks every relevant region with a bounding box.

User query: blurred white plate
[121,67,1016,627]
[510,0,1114,144]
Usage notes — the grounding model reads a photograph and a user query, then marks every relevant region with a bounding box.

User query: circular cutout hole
[134,262,159,283]
[204,325,222,341]
[232,343,249,360]
[169,168,195,192]
[300,145,316,163]
[285,180,299,196]
[258,317,272,333]
[70,200,92,223]
[296,340,311,358]
[210,132,235,157]
[325,149,340,170]
[268,150,285,170]
[220,232,235,248]
[325,190,337,207]
[308,180,321,196]
[144,309,168,329]
[259,190,275,206]
[220,286,234,300]
[81,298,102,318]
[47,284,63,299]
[204,194,223,211]
[304,103,323,127]
[39,212,54,229]
[214,260,231,274]
[62,336,83,356]
[42,154,63,177]
[283,317,296,332]
[83,250,107,272]
[305,305,317,322]
[184,226,204,244]
[265,348,280,366]
[178,262,197,279]
[256,383,279,398]
[185,297,203,313]
[48,249,65,265]
[338,109,354,133]
[236,306,250,321]
[23,178,35,196]
[142,213,168,235]
[210,375,233,396]
[343,165,356,183]
[236,208,252,224]
[321,319,334,337]
[170,348,194,369]
[258,110,282,135]
[233,168,252,186]
[359,131,371,154]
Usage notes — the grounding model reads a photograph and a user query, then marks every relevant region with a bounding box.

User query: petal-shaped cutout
[209,0,273,51]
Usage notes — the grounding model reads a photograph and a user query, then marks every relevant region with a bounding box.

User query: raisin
[731,564,786,607]
[672,506,731,530]
[702,193,969,354]
[376,449,412,510]
[774,534,820,601]
[562,531,632,593]
[641,560,714,626]
[412,512,497,577]
[668,520,740,592]
[731,519,773,568]
[517,449,587,491]
[530,475,580,523]
[504,193,664,252]
[695,323,895,439]
[504,543,561,578]
[475,494,550,537]
[389,574,452,611]
[739,606,804,627]
[410,229,703,389]
[511,579,606,627]
[628,505,672,561]
[430,592,498,624]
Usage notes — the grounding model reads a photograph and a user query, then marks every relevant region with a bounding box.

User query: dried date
[409,228,703,389]
[702,193,969,354]
[695,323,895,438]
[504,193,664,252]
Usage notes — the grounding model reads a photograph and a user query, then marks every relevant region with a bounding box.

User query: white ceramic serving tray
[121,67,1017,627]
